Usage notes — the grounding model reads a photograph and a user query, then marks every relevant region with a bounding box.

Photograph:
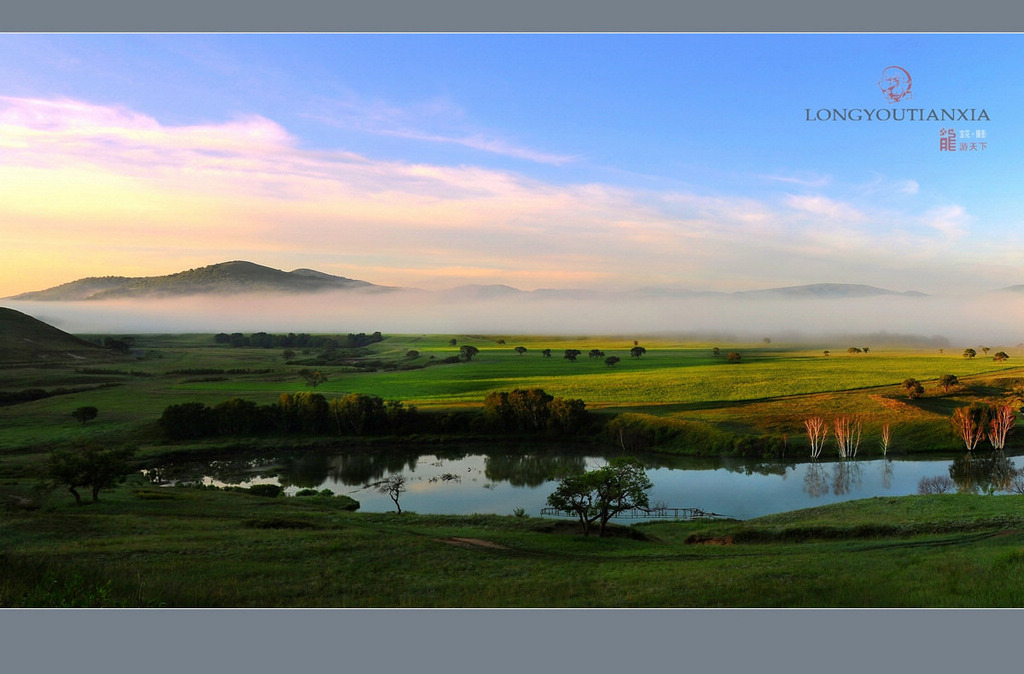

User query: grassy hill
[0,307,109,364]
[6,261,382,300]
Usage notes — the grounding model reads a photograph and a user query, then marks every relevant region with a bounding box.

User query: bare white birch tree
[988,404,1016,450]
[951,406,986,452]
[804,416,829,459]
[833,415,862,459]
[879,422,892,456]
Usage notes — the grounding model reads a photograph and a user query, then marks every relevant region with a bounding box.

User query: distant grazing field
[2,331,1022,455]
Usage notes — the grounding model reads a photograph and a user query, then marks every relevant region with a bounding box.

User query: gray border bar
[3,0,1023,32]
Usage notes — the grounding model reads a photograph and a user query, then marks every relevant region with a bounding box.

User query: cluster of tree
[215,331,383,349]
[964,347,1010,361]
[950,403,1016,452]
[101,336,135,354]
[158,393,417,440]
[482,388,588,435]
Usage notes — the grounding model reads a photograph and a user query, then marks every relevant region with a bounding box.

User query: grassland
[2,479,1024,607]
[4,328,1024,607]
[2,331,1022,458]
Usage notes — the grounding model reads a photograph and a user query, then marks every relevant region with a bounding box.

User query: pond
[146,446,1024,521]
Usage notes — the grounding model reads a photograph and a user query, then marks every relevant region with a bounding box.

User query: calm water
[147,447,1023,520]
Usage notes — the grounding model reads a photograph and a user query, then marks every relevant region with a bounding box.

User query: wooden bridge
[540,506,727,520]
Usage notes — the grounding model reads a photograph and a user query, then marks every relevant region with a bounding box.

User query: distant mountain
[0,307,109,363]
[8,263,934,303]
[7,261,388,301]
[734,283,926,299]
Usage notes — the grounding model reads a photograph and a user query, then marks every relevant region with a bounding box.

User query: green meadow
[4,328,1024,607]
[3,331,1022,456]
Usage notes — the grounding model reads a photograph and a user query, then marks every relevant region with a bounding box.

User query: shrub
[247,484,283,498]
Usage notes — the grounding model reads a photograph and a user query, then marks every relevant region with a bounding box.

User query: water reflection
[146,446,1024,520]
[948,451,1017,494]
[483,452,586,487]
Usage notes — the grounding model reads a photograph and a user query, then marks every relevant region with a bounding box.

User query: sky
[1,33,1023,299]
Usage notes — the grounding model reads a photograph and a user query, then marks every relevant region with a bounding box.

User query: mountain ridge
[6,260,938,301]
[8,261,388,301]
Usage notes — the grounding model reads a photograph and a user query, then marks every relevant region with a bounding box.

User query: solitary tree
[847,347,862,354]
[963,348,977,359]
[47,444,137,505]
[459,345,480,361]
[938,374,959,393]
[880,422,892,456]
[515,346,528,356]
[727,352,742,363]
[71,406,99,425]
[630,346,647,359]
[541,349,552,358]
[981,347,991,355]
[588,349,605,359]
[605,356,621,367]
[563,349,581,362]
[903,378,924,399]
[300,369,328,389]
[823,350,830,357]
[712,347,720,357]
[994,351,1010,362]
[375,475,407,514]
[545,458,653,537]
[449,338,458,346]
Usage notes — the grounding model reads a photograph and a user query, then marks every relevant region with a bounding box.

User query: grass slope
[0,307,108,364]
[3,479,1023,607]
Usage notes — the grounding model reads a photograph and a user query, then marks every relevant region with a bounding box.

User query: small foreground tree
[375,475,407,514]
[47,444,137,505]
[938,374,959,393]
[546,457,653,537]
[459,345,480,361]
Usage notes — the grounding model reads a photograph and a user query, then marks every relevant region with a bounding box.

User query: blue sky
[1,33,1021,297]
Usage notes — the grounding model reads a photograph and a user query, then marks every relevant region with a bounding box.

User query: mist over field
[8,289,1024,347]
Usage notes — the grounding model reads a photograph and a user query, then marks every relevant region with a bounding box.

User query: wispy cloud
[0,96,1003,297]
[305,91,576,165]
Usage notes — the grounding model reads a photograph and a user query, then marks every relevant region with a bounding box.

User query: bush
[247,484,283,498]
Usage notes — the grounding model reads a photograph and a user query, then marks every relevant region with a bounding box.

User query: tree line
[214,331,384,349]
[158,387,589,441]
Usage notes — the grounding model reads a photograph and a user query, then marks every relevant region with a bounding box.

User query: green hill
[0,307,107,363]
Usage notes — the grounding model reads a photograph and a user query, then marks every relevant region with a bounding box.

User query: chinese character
[940,128,957,151]
[975,130,987,139]
[959,129,972,139]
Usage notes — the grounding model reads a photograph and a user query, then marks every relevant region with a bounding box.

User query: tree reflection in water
[483,452,587,487]
[949,451,1017,494]
[804,461,829,498]
[803,459,863,498]
[880,458,894,490]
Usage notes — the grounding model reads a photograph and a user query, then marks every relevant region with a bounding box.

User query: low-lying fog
[8,289,1024,347]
